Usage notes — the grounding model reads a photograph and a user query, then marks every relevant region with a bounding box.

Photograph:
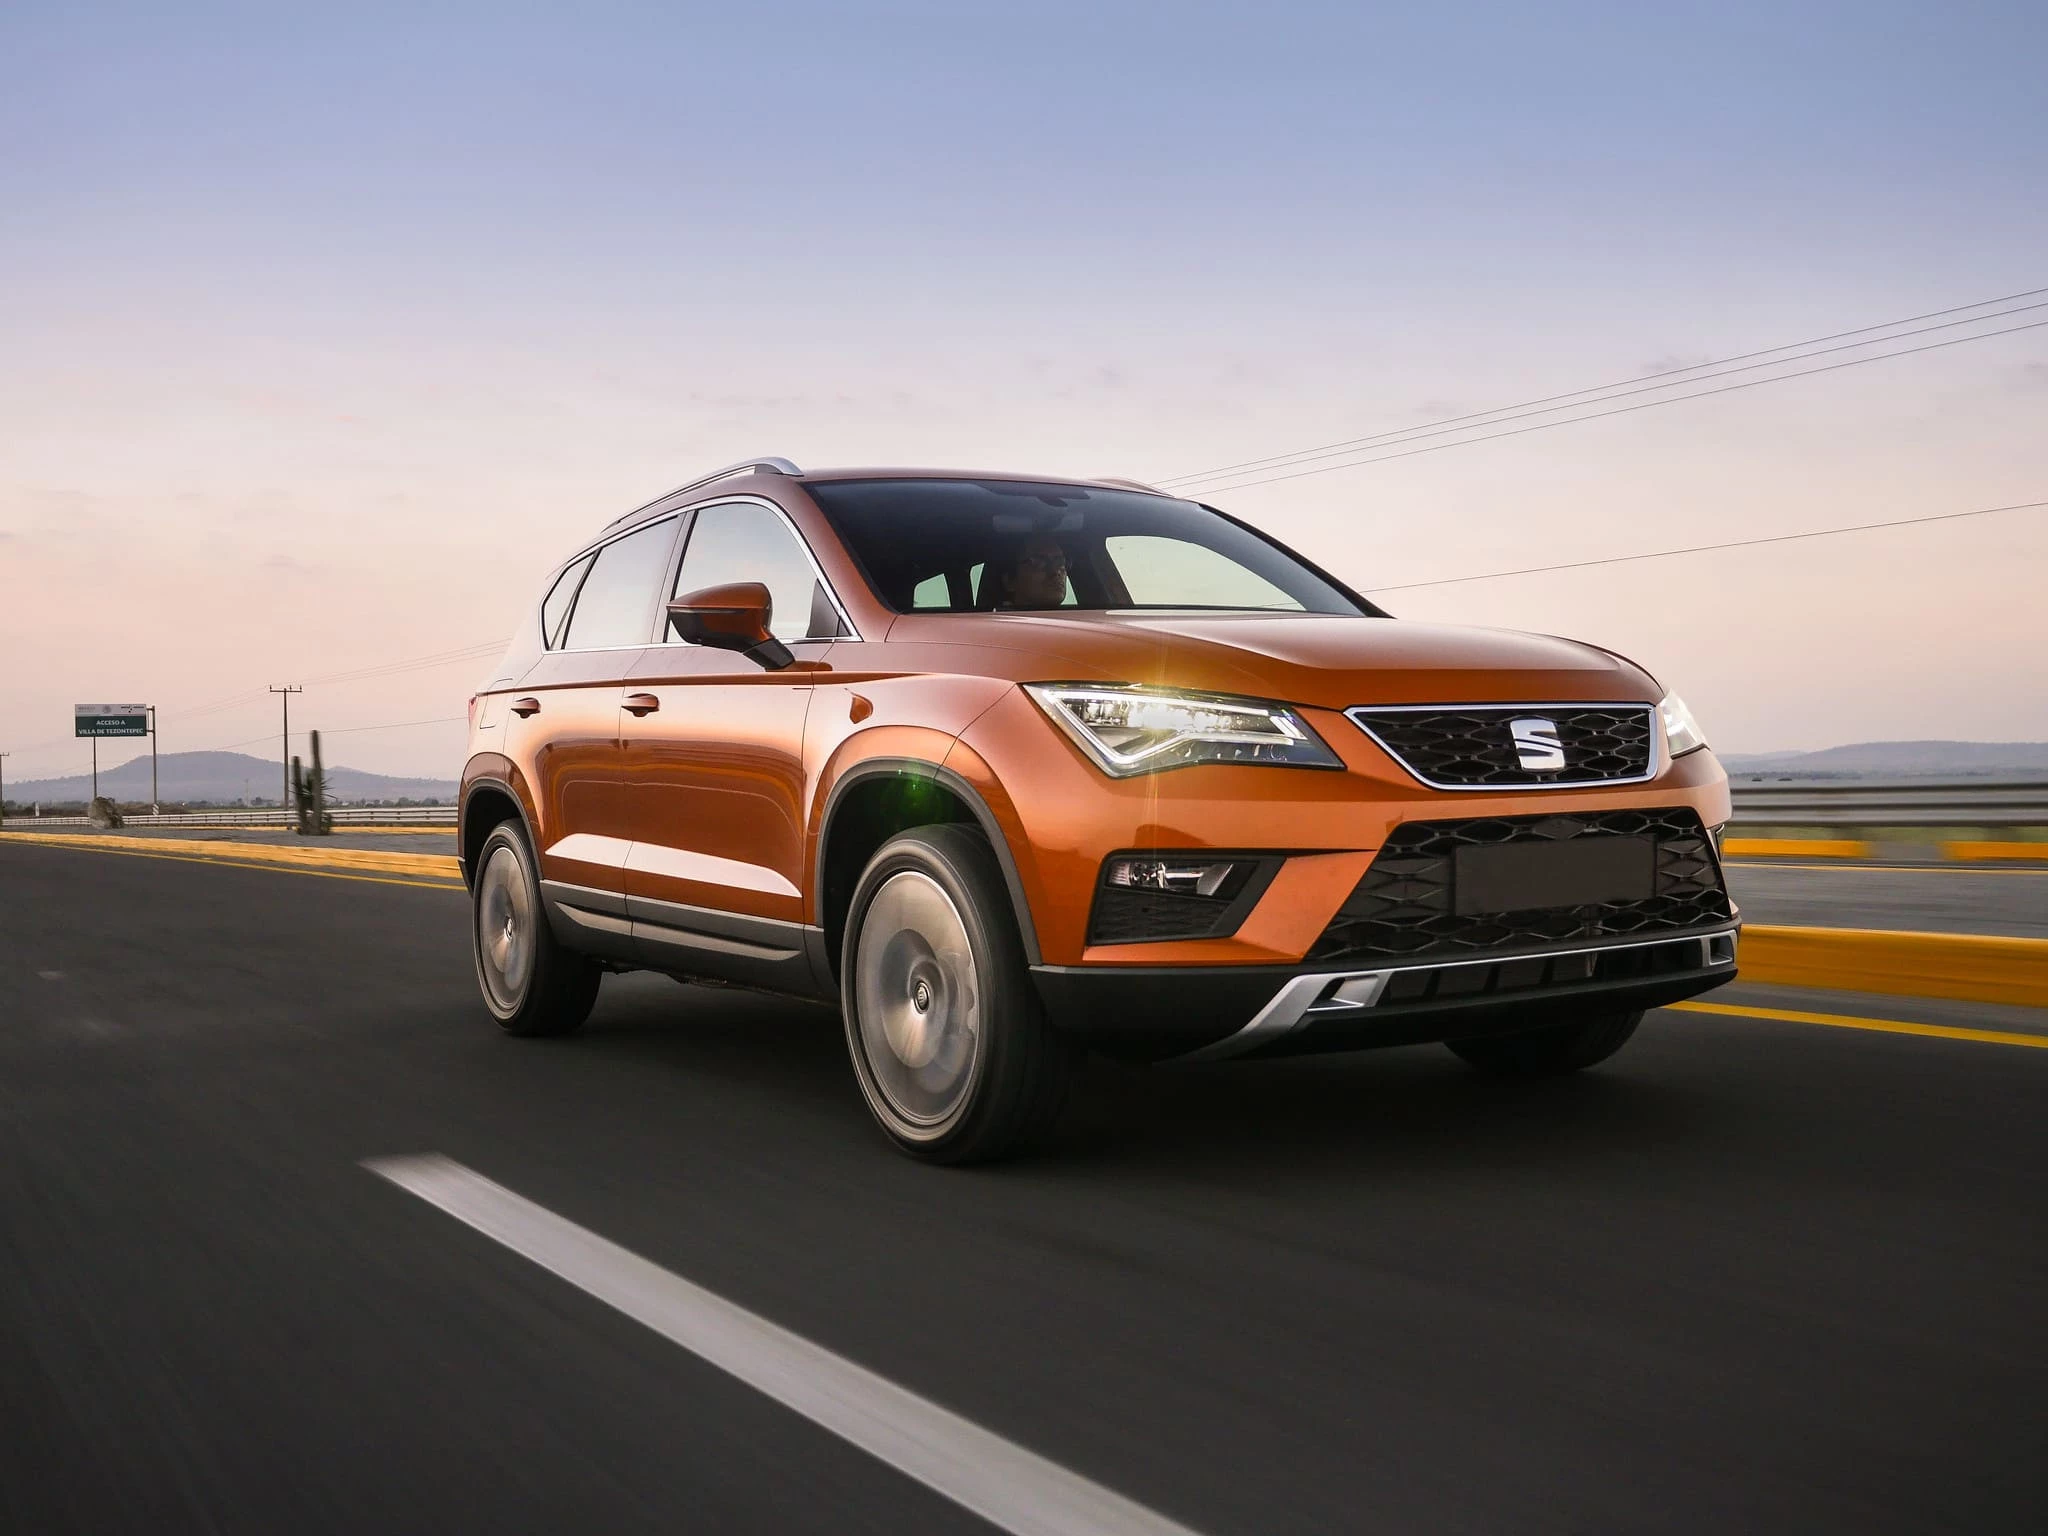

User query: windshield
[805,479,1377,616]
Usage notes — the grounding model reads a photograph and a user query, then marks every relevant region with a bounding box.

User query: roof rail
[605,458,803,529]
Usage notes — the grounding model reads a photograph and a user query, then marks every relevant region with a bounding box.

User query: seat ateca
[461,460,1736,1161]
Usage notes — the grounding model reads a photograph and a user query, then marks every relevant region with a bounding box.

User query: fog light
[1089,854,1272,944]
[1105,856,1244,898]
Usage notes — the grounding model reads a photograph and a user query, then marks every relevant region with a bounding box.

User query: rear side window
[671,501,845,642]
[540,552,596,649]
[562,517,678,650]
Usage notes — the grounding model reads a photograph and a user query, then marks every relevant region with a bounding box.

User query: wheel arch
[459,773,538,891]
[816,758,1043,974]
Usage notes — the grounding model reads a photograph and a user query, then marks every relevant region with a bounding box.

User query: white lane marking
[364,1154,1204,1536]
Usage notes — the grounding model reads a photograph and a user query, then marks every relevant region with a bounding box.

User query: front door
[620,498,849,983]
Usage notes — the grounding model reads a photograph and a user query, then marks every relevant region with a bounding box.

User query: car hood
[885,611,1660,710]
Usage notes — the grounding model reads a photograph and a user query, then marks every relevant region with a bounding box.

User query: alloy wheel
[854,870,983,1127]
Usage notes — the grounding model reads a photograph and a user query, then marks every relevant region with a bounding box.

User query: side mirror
[666,582,795,671]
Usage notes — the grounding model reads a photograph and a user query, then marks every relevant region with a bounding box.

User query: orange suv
[461,459,1736,1161]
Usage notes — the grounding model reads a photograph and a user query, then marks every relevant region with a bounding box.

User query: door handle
[623,693,661,717]
[510,697,541,718]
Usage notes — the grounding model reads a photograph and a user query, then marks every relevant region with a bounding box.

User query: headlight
[1659,692,1709,758]
[1026,684,1342,776]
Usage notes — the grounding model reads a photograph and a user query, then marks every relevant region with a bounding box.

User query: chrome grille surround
[1347,702,1659,790]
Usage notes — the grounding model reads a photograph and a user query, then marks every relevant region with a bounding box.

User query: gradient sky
[3,0,2044,784]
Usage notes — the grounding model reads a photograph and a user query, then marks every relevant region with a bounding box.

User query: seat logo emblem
[1508,716,1567,771]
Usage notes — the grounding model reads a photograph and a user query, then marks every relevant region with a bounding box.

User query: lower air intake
[1311,807,1730,965]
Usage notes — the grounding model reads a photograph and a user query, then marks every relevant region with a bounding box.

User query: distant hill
[5,750,457,807]
[1719,740,2048,779]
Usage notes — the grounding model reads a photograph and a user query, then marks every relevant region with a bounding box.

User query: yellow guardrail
[1943,840,2048,863]
[1741,924,2048,1009]
[1723,837,1871,859]
[1729,836,2048,863]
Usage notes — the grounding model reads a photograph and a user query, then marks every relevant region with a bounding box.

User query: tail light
[467,694,479,730]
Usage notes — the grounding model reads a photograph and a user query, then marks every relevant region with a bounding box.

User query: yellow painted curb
[0,830,460,881]
[55,824,458,836]
[1742,923,2048,1009]
[1722,837,1871,859]
[1944,840,2048,863]
[1671,1000,2048,1050]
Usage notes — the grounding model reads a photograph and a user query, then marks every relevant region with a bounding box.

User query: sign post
[75,705,149,807]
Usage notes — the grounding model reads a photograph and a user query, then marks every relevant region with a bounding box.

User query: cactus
[309,730,331,834]
[292,735,334,836]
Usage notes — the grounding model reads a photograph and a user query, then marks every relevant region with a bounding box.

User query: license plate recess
[1453,835,1655,914]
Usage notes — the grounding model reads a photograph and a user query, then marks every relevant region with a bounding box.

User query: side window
[540,552,596,649]
[561,517,679,649]
[1102,535,1302,610]
[672,502,845,642]
[911,573,950,609]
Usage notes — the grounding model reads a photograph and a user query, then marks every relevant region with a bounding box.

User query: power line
[1364,499,2046,594]
[191,715,468,756]
[1190,318,2048,495]
[302,641,507,689]
[1163,300,2048,493]
[319,715,466,736]
[1158,283,2048,488]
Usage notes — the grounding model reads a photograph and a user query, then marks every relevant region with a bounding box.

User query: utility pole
[269,685,303,812]
[148,705,160,815]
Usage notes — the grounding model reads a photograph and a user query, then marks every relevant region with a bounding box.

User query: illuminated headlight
[1025,684,1342,776]
[1659,692,1709,758]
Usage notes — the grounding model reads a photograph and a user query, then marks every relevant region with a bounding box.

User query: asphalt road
[2,842,2044,1534]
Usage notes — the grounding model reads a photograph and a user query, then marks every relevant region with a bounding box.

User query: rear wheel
[1445,1009,1643,1075]
[841,825,1075,1163]
[472,821,600,1037]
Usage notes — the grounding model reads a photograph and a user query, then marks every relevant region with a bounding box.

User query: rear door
[514,515,681,927]
[620,498,850,981]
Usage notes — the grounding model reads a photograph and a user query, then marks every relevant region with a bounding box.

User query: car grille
[1309,808,1730,965]
[1346,704,1656,788]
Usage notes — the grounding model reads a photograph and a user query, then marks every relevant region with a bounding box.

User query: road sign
[75,704,149,738]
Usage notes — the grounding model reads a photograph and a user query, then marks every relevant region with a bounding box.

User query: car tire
[841,824,1076,1163]
[1445,1009,1643,1076]
[472,820,600,1037]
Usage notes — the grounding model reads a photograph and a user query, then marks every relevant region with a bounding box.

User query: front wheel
[841,825,1076,1163]
[472,821,600,1037]
[1445,1010,1643,1076]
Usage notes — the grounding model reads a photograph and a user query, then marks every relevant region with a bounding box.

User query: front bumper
[950,687,1734,968]
[1030,922,1739,1061]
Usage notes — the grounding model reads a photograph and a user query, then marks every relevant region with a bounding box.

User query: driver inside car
[986,535,1070,609]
